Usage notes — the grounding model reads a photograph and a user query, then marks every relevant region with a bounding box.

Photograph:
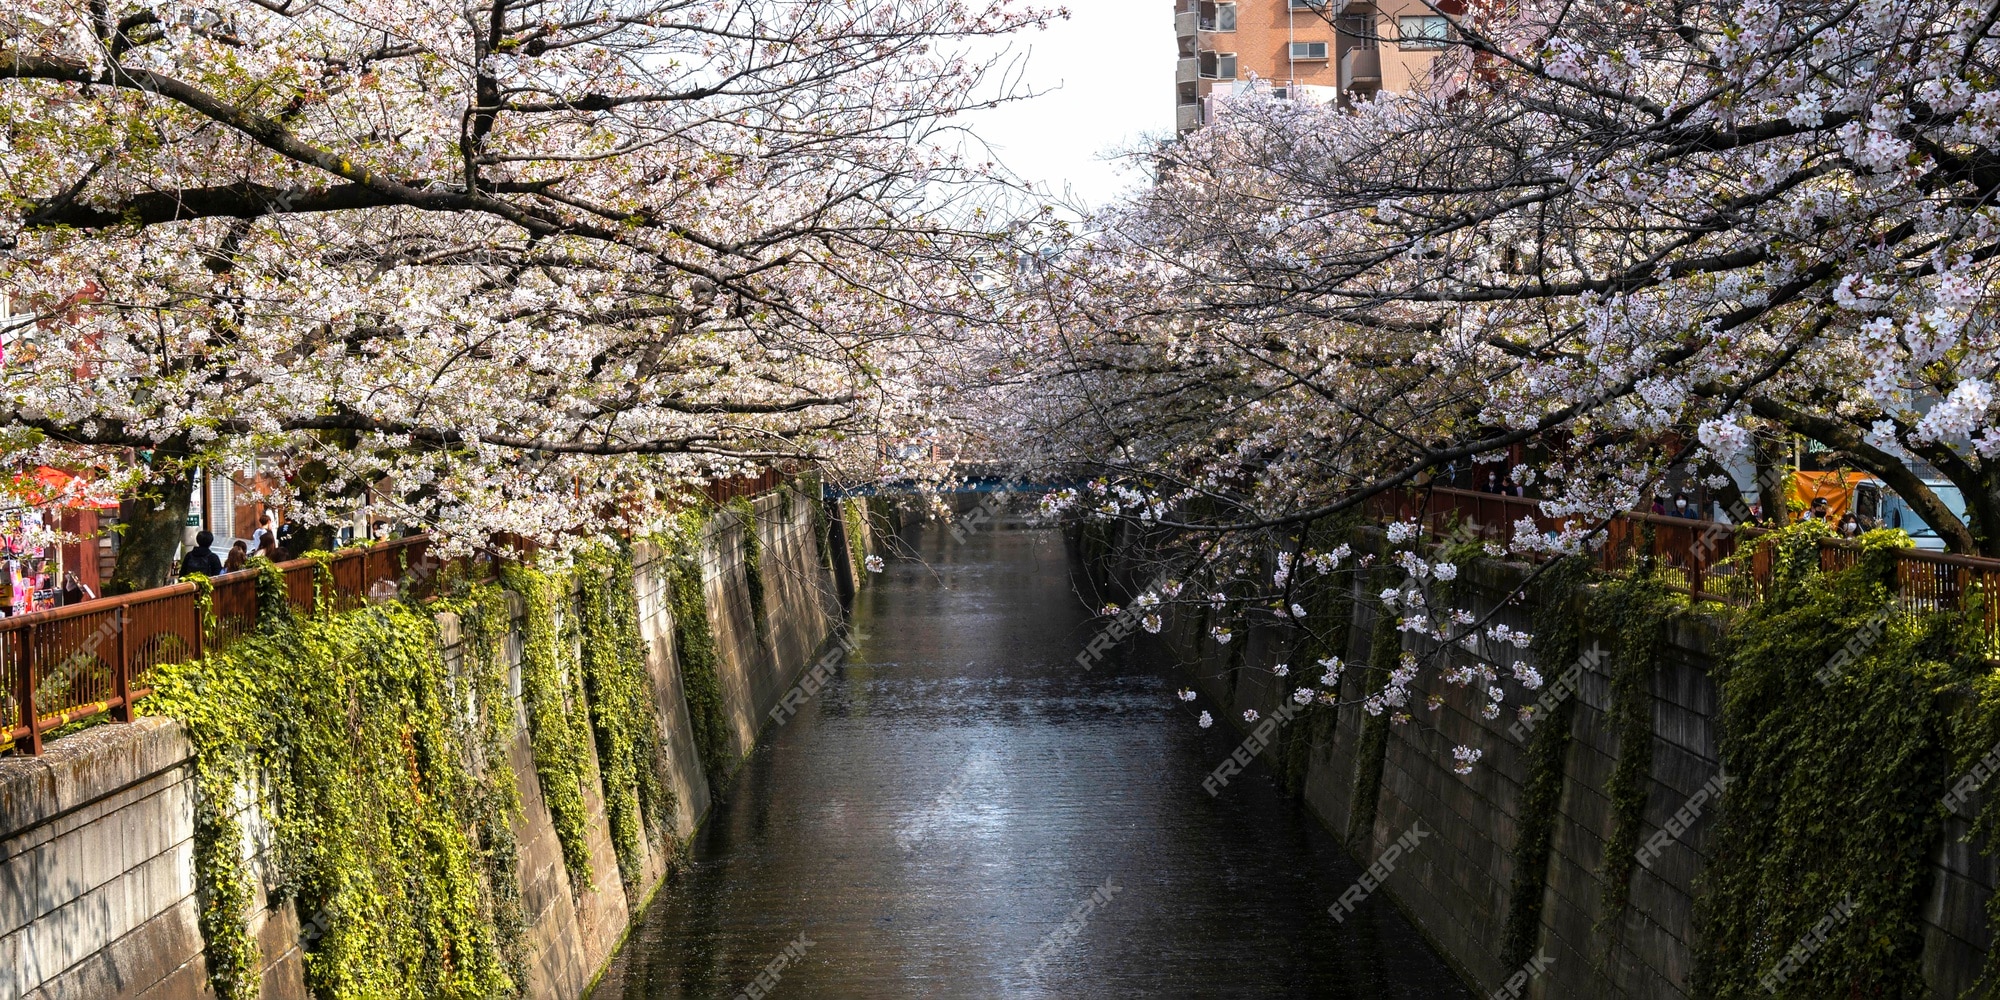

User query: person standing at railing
[1672,497,1699,518]
[224,541,249,573]
[58,571,94,606]
[179,530,223,578]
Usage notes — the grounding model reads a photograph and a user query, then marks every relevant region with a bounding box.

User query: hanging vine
[250,555,294,630]
[1953,617,2000,996]
[668,554,733,784]
[144,587,520,1000]
[1499,554,1592,972]
[1592,573,1678,921]
[500,564,599,893]
[449,581,532,993]
[727,497,770,642]
[575,543,676,889]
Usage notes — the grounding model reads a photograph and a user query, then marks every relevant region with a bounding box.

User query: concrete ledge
[0,719,191,844]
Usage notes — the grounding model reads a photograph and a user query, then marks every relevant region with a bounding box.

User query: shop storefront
[4,466,118,614]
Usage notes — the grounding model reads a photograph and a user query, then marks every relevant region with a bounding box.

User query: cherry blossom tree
[981,0,2000,768]
[0,0,1058,587]
[1017,0,2000,554]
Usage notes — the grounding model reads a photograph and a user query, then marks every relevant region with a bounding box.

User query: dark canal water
[593,524,1470,999]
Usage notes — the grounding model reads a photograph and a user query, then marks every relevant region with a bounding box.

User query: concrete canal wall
[0,493,874,1000]
[1164,526,1994,999]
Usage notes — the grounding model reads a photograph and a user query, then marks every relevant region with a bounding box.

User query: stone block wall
[1170,527,1997,998]
[0,488,851,1000]
[702,493,842,762]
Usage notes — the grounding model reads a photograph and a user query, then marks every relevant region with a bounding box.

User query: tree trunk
[1754,431,1788,527]
[105,472,194,595]
[289,452,367,554]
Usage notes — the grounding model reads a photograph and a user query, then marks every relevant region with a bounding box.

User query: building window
[1287,0,1324,9]
[1216,2,1236,30]
[1290,41,1328,60]
[1199,51,1238,79]
[1339,13,1378,49]
[1398,15,1450,49]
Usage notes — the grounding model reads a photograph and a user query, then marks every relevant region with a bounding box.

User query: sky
[951,4,1176,211]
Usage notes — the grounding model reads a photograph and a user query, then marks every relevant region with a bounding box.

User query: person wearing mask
[1805,496,1831,521]
[1838,513,1863,537]
[59,571,94,606]
[224,541,249,573]
[180,530,224,577]
[1673,496,1699,518]
[276,517,300,552]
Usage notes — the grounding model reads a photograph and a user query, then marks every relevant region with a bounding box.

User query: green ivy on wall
[451,582,532,992]
[145,588,520,1000]
[803,480,835,572]
[500,564,600,894]
[667,554,733,784]
[250,555,294,630]
[1592,573,1678,921]
[576,543,677,889]
[1692,524,1978,998]
[1955,628,2000,994]
[727,497,770,642]
[1499,554,1591,972]
[138,517,777,1000]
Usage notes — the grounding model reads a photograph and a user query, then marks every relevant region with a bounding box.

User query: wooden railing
[704,468,785,504]
[0,535,440,755]
[1375,485,2000,642]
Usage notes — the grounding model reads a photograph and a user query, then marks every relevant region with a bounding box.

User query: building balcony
[1341,47,1381,88]
[1177,56,1199,85]
[1176,103,1204,132]
[1176,10,1198,37]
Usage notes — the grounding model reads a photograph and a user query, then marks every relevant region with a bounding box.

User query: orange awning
[1788,470,1868,519]
[10,466,119,510]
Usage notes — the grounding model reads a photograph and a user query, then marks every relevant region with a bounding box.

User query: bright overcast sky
[950,4,1176,212]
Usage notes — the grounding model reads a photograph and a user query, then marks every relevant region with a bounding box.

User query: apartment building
[1175,0,1455,132]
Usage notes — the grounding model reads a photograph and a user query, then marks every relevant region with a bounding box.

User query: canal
[592,524,1470,999]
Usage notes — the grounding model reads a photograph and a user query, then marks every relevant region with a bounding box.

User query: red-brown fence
[704,469,785,505]
[1375,485,2000,642]
[0,535,438,755]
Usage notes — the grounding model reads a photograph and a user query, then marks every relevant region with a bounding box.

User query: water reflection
[592,525,1469,999]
